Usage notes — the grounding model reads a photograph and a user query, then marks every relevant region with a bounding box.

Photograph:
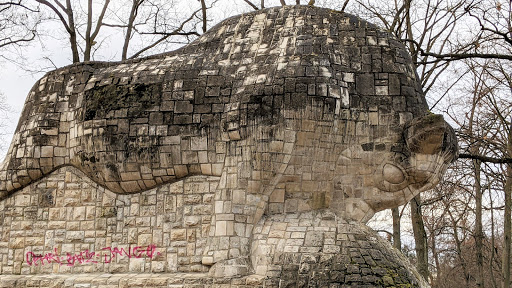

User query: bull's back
[0,5,429,199]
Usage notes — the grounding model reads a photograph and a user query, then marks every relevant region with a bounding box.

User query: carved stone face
[268,110,458,223]
[361,114,458,221]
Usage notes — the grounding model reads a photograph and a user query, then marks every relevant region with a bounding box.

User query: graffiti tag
[25,244,161,266]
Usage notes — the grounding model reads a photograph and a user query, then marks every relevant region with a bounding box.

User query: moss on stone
[83,83,161,121]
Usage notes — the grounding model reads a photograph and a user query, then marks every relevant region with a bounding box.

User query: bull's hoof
[207,257,252,278]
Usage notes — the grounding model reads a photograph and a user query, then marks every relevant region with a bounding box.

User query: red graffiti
[65,249,98,266]
[26,244,161,266]
[102,244,161,263]
[26,248,63,266]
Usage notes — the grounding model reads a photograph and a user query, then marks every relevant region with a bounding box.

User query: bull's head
[346,114,458,222]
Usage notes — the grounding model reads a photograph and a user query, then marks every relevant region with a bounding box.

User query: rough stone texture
[0,168,217,275]
[0,5,457,286]
[251,210,429,287]
[0,170,427,286]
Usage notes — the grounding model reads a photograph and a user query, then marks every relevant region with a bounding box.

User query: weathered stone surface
[0,5,457,286]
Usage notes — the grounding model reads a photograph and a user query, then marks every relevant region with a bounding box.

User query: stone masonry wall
[0,167,428,287]
[0,167,217,275]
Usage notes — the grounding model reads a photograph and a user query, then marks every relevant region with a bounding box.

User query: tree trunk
[450,208,471,287]
[84,0,93,62]
[503,120,512,288]
[123,0,139,60]
[69,31,79,63]
[431,231,441,287]
[261,0,264,8]
[392,207,401,250]
[411,195,429,280]
[65,0,80,63]
[474,157,484,288]
[200,0,207,33]
[280,0,286,6]
[490,188,499,288]
[404,0,416,60]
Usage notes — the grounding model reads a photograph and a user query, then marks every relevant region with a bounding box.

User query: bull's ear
[404,114,453,155]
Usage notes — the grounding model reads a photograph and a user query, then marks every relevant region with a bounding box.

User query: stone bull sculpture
[0,6,457,278]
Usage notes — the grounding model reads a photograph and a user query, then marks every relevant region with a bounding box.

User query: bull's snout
[404,114,458,163]
[377,114,458,194]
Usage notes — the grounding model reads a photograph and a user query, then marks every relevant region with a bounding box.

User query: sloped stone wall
[251,211,428,287]
[0,167,217,275]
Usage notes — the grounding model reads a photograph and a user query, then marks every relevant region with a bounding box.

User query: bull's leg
[201,133,277,277]
[202,189,268,277]
[202,165,261,277]
[202,127,295,277]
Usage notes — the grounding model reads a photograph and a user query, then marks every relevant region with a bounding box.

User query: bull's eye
[383,164,406,184]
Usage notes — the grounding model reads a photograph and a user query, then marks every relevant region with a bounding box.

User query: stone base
[0,273,264,288]
[249,210,430,288]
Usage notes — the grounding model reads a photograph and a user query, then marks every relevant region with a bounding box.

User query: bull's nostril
[383,163,405,184]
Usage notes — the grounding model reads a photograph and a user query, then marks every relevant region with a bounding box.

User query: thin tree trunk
[503,120,512,288]
[261,0,264,8]
[490,183,499,288]
[200,0,207,33]
[65,0,79,63]
[404,0,416,60]
[84,0,93,61]
[431,231,441,287]
[123,0,140,60]
[450,208,471,287]
[296,0,300,4]
[411,195,429,280]
[392,207,401,250]
[242,0,259,10]
[280,0,286,6]
[474,157,484,288]
[466,65,483,287]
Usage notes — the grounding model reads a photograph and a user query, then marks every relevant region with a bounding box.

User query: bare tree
[25,0,212,63]
[114,0,205,60]
[35,0,110,62]
[0,1,40,63]
[345,0,471,278]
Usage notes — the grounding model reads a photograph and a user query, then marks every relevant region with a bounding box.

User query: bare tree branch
[128,9,201,59]
[35,0,72,34]
[242,0,259,10]
[0,1,38,12]
[458,153,512,164]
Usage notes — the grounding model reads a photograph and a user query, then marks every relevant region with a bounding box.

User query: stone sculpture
[0,5,457,287]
